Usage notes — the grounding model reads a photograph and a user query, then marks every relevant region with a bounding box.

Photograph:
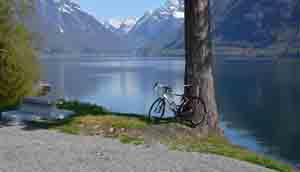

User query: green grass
[55,100,177,127]
[71,115,147,130]
[29,100,150,135]
[57,100,109,116]
[118,134,145,145]
[57,125,81,135]
[164,136,293,172]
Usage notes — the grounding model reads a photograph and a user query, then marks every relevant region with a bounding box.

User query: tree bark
[184,0,219,132]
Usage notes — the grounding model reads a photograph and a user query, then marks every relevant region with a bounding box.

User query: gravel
[0,126,273,172]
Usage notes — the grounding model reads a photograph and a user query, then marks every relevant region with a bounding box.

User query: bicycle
[148,82,207,128]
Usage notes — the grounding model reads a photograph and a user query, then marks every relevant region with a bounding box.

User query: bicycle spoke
[154,105,161,113]
[149,98,166,120]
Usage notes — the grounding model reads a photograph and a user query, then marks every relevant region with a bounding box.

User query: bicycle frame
[162,94,178,113]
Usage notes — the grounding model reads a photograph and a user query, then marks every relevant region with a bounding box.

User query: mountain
[18,0,130,54]
[101,17,139,36]
[217,0,299,47]
[18,0,299,56]
[124,0,299,56]
[127,0,184,55]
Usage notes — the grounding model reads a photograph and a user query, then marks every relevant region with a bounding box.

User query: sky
[74,0,165,19]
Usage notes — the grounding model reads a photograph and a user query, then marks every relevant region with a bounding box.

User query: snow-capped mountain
[130,0,299,56]
[102,17,139,35]
[119,0,184,56]
[127,0,184,53]
[17,0,299,56]
[19,0,130,54]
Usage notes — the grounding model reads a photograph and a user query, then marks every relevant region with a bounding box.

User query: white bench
[2,97,74,123]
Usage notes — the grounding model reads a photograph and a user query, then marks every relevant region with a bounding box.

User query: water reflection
[215,61,300,163]
[41,58,185,113]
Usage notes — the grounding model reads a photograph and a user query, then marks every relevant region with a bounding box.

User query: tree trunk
[184,0,219,132]
[298,23,300,57]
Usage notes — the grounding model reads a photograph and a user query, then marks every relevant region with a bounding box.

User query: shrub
[0,0,39,108]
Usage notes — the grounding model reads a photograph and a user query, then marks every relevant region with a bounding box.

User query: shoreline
[17,100,295,172]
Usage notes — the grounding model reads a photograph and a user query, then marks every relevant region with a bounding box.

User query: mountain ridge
[125,0,299,56]
[19,0,131,54]
[20,0,299,57]
[101,17,139,36]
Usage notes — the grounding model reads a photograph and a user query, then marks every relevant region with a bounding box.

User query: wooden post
[184,0,219,132]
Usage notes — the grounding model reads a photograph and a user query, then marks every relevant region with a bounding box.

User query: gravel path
[0,126,273,172]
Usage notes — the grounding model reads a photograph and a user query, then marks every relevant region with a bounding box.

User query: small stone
[109,128,115,133]
[93,125,100,130]
[95,130,104,135]
[96,152,104,157]
[144,144,151,148]
[120,128,126,132]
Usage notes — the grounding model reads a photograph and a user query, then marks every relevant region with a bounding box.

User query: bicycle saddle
[153,82,171,90]
[184,85,192,88]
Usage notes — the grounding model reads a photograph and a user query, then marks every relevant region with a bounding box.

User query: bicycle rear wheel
[189,114,206,128]
[177,96,207,128]
[148,98,166,120]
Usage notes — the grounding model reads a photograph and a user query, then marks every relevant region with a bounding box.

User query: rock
[95,130,105,135]
[109,128,115,133]
[96,152,104,157]
[93,125,100,130]
[120,128,126,132]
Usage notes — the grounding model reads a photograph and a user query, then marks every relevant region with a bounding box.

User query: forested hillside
[0,0,39,108]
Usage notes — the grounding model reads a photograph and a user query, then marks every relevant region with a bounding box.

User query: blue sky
[74,0,164,19]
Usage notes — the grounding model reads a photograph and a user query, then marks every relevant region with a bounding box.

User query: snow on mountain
[164,0,184,18]
[128,0,185,51]
[19,0,129,54]
[102,17,139,35]
[132,0,300,56]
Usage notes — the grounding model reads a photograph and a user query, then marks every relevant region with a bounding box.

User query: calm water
[40,57,300,164]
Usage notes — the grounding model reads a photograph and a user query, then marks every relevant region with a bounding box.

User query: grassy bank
[28,100,294,172]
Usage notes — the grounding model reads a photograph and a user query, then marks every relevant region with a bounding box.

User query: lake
[40,57,300,164]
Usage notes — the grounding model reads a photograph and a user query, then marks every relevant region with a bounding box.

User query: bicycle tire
[148,98,166,120]
[177,96,208,128]
[190,113,206,128]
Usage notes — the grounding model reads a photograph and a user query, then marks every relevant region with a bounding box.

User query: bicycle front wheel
[148,98,166,120]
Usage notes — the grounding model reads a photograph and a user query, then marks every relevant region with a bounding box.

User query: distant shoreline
[38,49,299,62]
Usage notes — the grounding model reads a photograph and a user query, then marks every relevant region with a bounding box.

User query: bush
[0,0,39,108]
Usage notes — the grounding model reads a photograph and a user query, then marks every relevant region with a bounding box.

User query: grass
[29,100,296,172]
[77,115,147,129]
[163,136,293,172]
[118,134,145,145]
[29,100,150,136]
